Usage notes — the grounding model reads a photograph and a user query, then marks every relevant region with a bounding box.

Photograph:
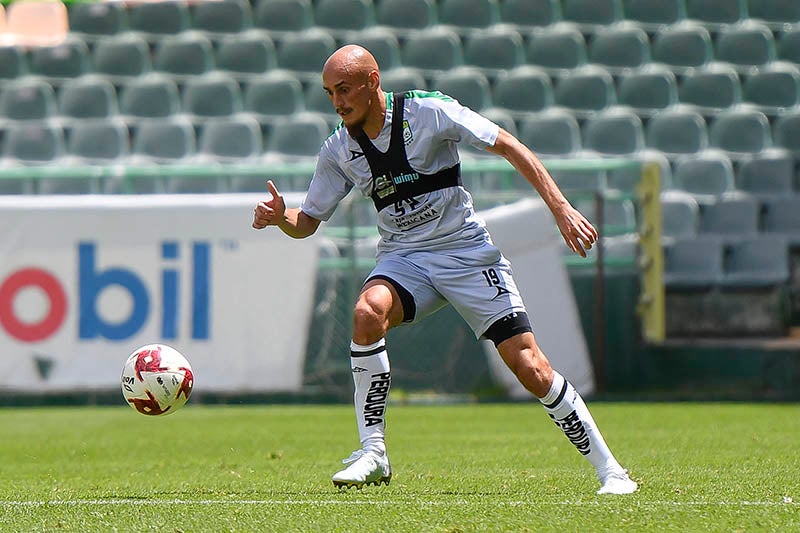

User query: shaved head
[323,45,379,82]
[322,44,386,136]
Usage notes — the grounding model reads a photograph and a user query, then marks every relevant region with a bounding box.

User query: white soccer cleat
[332,449,392,489]
[597,467,638,495]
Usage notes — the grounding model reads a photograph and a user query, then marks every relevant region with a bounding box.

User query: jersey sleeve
[300,143,353,222]
[426,93,500,150]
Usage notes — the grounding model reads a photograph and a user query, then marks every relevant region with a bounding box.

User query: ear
[368,70,380,90]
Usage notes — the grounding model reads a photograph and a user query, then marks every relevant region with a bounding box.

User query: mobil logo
[0,240,211,343]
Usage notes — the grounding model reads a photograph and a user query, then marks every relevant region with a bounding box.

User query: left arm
[486,128,598,257]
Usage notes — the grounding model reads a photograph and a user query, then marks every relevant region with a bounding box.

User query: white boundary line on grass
[0,499,796,507]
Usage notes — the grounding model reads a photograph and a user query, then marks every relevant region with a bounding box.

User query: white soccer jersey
[300,90,500,257]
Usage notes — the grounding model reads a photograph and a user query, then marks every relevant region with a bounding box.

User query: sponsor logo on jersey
[402,120,413,145]
[374,174,396,199]
[392,171,419,185]
[348,149,365,161]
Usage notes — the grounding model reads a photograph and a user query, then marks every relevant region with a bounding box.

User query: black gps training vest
[353,93,462,212]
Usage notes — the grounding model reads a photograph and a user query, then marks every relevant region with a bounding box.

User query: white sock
[539,371,621,475]
[350,339,391,455]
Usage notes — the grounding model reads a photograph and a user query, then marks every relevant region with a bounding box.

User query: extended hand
[252,180,286,229]
[556,206,599,258]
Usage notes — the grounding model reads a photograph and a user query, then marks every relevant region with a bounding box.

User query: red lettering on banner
[0,268,67,342]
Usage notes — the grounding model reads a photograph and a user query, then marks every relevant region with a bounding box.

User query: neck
[361,90,387,140]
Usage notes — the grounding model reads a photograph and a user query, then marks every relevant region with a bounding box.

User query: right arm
[252,180,321,239]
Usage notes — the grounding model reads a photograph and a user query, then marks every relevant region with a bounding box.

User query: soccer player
[252,45,638,495]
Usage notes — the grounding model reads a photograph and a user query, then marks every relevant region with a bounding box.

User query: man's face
[322,70,373,128]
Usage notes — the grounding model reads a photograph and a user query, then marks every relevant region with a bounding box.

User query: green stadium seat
[68,1,128,41]
[0,78,56,121]
[199,115,263,161]
[573,195,637,234]
[438,0,499,34]
[582,107,645,156]
[463,27,525,78]
[672,150,735,202]
[265,112,329,158]
[492,66,554,119]
[518,108,582,157]
[646,106,709,159]
[709,107,772,158]
[721,235,789,288]
[622,0,685,33]
[431,67,491,112]
[153,32,215,81]
[0,45,27,82]
[128,0,190,41]
[778,27,800,63]
[380,67,427,93]
[526,24,588,74]
[617,65,678,117]
[651,21,713,73]
[663,235,724,288]
[562,0,624,33]
[27,37,89,84]
[2,122,64,164]
[742,62,800,117]
[244,71,305,129]
[686,0,747,31]
[554,65,617,119]
[699,192,760,236]
[214,30,275,82]
[92,34,152,84]
[460,107,517,163]
[660,190,700,242]
[678,63,741,117]
[737,149,795,198]
[276,29,338,81]
[191,0,252,36]
[773,109,800,155]
[715,21,776,73]
[375,0,436,32]
[500,0,561,29]
[253,0,313,36]
[344,29,402,71]
[315,0,374,36]
[763,197,800,245]
[402,28,463,76]
[748,0,800,30]
[65,118,130,163]
[182,73,243,120]
[131,117,196,164]
[119,74,181,121]
[58,76,117,121]
[588,22,651,74]
[304,82,339,126]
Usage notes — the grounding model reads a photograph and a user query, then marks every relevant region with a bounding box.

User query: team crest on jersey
[402,120,413,145]
[374,174,396,199]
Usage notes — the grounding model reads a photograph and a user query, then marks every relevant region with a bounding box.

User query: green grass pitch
[0,402,798,532]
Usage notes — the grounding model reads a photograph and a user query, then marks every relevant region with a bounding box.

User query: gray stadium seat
[742,62,800,117]
[722,236,789,288]
[672,150,735,202]
[315,0,374,35]
[698,192,760,237]
[199,115,263,161]
[432,67,491,112]
[153,32,215,81]
[526,24,588,74]
[68,1,128,41]
[438,0,499,34]
[402,28,463,76]
[736,149,795,198]
[0,78,56,121]
[554,65,616,119]
[265,112,329,158]
[762,197,800,245]
[715,21,776,74]
[663,235,724,288]
[276,29,338,81]
[646,106,708,159]
[492,66,553,118]
[2,122,64,164]
[182,73,243,120]
[561,0,623,33]
[582,107,645,156]
[191,0,252,36]
[660,190,700,242]
[304,82,339,126]
[678,63,741,117]
[622,0,685,33]
[345,29,401,71]
[617,64,678,117]
[686,0,747,31]
[380,67,427,93]
[92,34,152,83]
[778,26,800,64]
[375,0,436,31]
[709,107,772,158]
[0,46,26,81]
[500,0,561,29]
[748,0,800,30]
[244,71,305,128]
[119,74,181,121]
[215,30,276,81]
[65,118,130,163]
[132,117,196,164]
[27,37,89,84]
[58,76,117,120]
[573,195,637,235]
[128,0,190,41]
[588,22,651,74]
[518,108,582,157]
[773,109,800,155]
[253,0,312,35]
[651,21,713,73]
[463,27,525,77]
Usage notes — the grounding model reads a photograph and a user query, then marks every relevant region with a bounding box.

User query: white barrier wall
[0,194,317,393]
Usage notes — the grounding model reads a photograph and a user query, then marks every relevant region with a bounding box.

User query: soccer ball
[121,344,194,416]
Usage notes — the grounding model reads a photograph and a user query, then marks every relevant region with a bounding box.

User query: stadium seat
[553,65,616,119]
[182,73,243,121]
[27,37,90,84]
[561,0,624,33]
[438,0,499,34]
[582,107,645,156]
[660,189,700,242]
[276,29,338,81]
[214,30,276,81]
[605,151,673,191]
[778,26,800,64]
[646,106,709,159]
[4,0,67,47]
[0,78,56,121]
[119,74,181,121]
[153,32,215,81]
[762,196,800,245]
[499,0,561,29]
[742,62,800,117]
[736,149,795,198]
[402,28,463,76]
[58,76,118,121]
[314,0,374,36]
[128,0,190,41]
[199,115,263,161]
[265,112,329,158]
[677,63,741,117]
[651,22,713,73]
[518,108,582,157]
[699,192,760,237]
[244,71,305,128]
[721,236,789,288]
[253,0,313,36]
[68,1,128,41]
[617,64,678,117]
[380,67,427,93]
[191,0,252,36]
[748,0,800,30]
[92,34,152,84]
[0,45,26,82]
[65,118,130,163]
[773,109,800,155]
[573,195,637,234]
[492,66,554,119]
[715,21,776,74]
[685,0,747,31]
[588,22,651,74]
[345,29,401,71]
[431,67,491,112]
[709,107,772,158]
[663,235,724,288]
[374,0,436,32]
[2,122,64,164]
[672,150,735,202]
[131,117,197,164]
[463,27,525,78]
[304,82,339,125]
[526,24,588,74]
[621,0,685,33]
